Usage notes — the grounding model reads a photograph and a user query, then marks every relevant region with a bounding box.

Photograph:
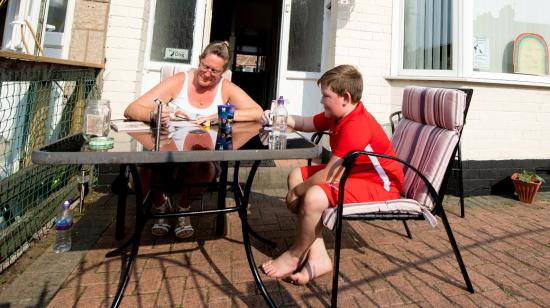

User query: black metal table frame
[108,160,277,308]
[32,130,319,308]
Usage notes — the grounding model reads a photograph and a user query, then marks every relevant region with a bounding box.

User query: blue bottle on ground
[54,200,73,253]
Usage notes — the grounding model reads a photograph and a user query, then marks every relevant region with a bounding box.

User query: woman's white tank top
[170,70,226,119]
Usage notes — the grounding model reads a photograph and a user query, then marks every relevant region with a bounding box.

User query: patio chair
[324,86,474,307]
[389,88,473,218]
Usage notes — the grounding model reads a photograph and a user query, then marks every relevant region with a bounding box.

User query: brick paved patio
[1,162,549,307]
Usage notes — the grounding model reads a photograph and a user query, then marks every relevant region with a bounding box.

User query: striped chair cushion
[392,119,459,209]
[322,199,423,230]
[402,86,466,131]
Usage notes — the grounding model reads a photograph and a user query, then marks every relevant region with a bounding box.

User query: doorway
[209,0,282,109]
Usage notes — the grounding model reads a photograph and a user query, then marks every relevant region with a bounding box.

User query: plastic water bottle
[54,200,73,253]
[272,96,288,149]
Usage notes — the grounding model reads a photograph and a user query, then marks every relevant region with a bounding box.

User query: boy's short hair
[317,65,363,103]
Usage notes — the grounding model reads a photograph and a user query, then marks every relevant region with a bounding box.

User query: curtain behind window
[404,0,452,70]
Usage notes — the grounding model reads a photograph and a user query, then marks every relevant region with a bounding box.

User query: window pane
[150,0,196,64]
[474,0,550,75]
[46,0,68,33]
[403,0,453,70]
[287,0,324,72]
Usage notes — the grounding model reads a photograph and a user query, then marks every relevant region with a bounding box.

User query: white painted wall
[331,0,394,132]
[102,0,150,119]
[100,0,550,162]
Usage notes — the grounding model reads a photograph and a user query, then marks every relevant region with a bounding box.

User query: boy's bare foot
[289,253,332,285]
[261,251,302,278]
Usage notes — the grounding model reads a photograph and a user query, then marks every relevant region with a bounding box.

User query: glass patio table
[32,121,319,308]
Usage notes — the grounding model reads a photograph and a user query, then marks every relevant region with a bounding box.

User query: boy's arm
[287,115,316,132]
[290,154,345,199]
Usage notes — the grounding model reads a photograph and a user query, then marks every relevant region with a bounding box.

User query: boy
[260,65,404,284]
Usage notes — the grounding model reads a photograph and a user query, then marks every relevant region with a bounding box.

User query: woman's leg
[174,162,217,239]
[261,185,330,278]
[133,166,172,236]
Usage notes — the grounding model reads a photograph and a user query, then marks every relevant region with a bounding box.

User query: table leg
[238,160,276,307]
[233,161,276,247]
[216,161,228,236]
[115,164,129,240]
[110,164,147,308]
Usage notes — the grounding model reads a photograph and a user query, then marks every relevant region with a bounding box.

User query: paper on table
[110,119,150,132]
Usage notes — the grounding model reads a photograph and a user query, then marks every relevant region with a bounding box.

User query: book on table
[110,119,151,132]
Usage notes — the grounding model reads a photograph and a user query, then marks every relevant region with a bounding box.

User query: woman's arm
[124,73,184,122]
[225,81,263,121]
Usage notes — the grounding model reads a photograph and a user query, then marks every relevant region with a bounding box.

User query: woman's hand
[195,113,218,126]
[150,109,172,127]
[259,110,271,126]
[173,109,193,121]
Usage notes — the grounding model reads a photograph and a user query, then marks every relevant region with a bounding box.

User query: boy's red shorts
[301,165,401,208]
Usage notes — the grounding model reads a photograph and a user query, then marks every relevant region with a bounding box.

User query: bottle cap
[277,96,284,105]
[62,200,71,209]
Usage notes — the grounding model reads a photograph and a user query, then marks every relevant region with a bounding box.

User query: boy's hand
[260,110,271,126]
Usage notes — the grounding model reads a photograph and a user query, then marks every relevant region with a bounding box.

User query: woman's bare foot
[289,252,332,285]
[261,251,302,279]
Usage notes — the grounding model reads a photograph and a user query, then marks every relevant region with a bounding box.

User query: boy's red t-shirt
[307,102,404,205]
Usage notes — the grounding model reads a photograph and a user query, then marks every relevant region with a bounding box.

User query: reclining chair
[324,86,474,307]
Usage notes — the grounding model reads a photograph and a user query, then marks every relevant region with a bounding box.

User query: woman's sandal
[151,199,171,237]
[174,207,194,239]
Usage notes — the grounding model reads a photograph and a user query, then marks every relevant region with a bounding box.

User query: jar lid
[89,136,114,150]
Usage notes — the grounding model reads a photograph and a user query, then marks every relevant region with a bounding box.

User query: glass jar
[83,99,111,139]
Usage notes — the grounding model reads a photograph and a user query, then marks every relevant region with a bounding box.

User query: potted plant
[511,170,546,204]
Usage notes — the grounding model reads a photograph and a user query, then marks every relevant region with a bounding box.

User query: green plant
[514,170,546,184]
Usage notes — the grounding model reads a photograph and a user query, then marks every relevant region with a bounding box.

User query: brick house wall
[68,0,110,64]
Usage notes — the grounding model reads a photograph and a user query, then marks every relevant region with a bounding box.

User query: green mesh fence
[0,65,101,268]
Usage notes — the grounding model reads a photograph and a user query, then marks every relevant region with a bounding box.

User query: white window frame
[283,0,329,80]
[391,0,550,85]
[143,0,208,72]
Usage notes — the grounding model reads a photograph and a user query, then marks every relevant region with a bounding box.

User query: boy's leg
[261,186,329,278]
[286,167,304,213]
[289,223,332,285]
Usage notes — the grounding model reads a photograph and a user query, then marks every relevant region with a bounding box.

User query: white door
[277,0,330,116]
[141,0,210,93]
[42,0,75,59]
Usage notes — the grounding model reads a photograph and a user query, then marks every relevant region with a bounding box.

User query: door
[277,0,330,116]
[141,0,209,94]
[209,0,282,109]
[42,0,75,58]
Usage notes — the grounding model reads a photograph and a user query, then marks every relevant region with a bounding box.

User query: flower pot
[511,173,542,204]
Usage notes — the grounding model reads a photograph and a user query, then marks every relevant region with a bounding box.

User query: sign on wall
[164,48,189,61]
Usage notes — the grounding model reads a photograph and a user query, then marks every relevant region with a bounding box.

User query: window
[473,1,550,75]
[396,0,550,83]
[149,0,196,64]
[403,0,452,70]
[288,0,324,72]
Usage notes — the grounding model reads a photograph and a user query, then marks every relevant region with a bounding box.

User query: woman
[124,41,262,239]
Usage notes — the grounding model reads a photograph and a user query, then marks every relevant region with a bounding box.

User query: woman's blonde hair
[200,41,231,70]
[317,65,363,103]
